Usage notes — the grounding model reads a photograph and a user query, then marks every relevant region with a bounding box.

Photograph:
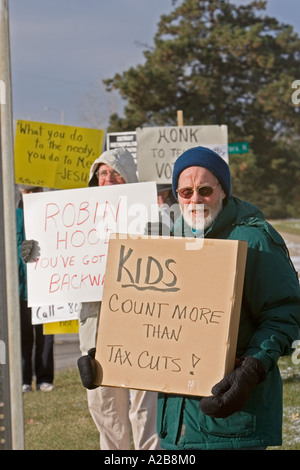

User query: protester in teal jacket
[156,146,300,450]
[17,186,54,392]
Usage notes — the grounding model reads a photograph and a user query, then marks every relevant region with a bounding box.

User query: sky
[7,0,300,129]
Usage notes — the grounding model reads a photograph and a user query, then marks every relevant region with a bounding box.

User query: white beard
[180,192,224,232]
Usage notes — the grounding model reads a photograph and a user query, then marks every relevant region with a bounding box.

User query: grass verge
[23,356,300,450]
[269,355,300,450]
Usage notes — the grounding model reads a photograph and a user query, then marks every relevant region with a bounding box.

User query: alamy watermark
[94,200,205,250]
[291,80,300,105]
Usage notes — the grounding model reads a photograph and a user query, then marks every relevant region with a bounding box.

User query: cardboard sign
[23,182,159,306]
[31,302,80,325]
[136,125,228,184]
[14,120,104,189]
[95,235,247,397]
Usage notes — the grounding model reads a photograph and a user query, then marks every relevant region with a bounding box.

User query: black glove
[20,239,36,263]
[77,348,99,390]
[200,356,266,418]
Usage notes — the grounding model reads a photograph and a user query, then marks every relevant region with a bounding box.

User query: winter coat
[157,196,300,450]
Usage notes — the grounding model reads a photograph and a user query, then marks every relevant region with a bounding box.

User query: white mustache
[184,204,207,214]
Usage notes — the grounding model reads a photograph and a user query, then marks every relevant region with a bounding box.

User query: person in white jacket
[78,147,161,451]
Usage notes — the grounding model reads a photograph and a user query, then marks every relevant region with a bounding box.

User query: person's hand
[20,239,38,263]
[77,348,99,390]
[199,356,266,418]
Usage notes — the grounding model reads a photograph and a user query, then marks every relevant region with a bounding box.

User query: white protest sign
[107,132,137,165]
[136,125,228,183]
[23,182,159,306]
[31,303,80,325]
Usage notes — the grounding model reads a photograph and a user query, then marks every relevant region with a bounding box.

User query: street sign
[228,142,249,154]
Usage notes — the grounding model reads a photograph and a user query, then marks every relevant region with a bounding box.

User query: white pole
[0,0,25,450]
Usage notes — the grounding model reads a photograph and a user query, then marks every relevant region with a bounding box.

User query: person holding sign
[17,185,54,392]
[78,148,161,451]
[148,146,300,450]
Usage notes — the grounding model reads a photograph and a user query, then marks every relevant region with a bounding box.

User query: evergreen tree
[104,0,300,217]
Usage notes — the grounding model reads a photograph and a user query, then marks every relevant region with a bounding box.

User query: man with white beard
[178,166,225,233]
[169,146,231,238]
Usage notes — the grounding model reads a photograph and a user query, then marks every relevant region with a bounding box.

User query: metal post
[0,122,12,449]
[0,0,25,450]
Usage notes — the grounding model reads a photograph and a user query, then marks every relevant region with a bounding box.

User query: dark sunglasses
[177,183,220,199]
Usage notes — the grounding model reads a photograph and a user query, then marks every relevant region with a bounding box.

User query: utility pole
[0,0,25,450]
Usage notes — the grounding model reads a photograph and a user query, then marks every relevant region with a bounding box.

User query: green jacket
[158,196,300,450]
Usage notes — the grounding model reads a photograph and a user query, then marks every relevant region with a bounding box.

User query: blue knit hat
[172,146,231,198]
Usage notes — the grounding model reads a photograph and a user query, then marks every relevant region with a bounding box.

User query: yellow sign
[43,320,79,335]
[14,120,104,189]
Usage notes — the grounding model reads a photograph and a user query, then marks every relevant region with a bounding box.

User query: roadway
[54,333,81,371]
